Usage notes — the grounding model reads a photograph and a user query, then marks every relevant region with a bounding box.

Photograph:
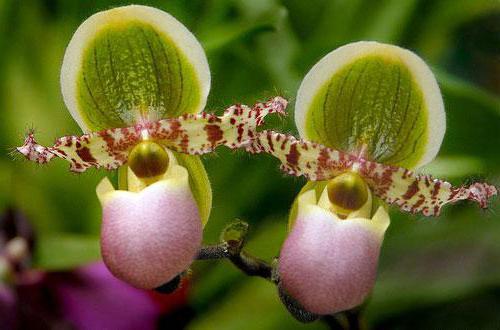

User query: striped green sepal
[61,5,210,132]
[295,41,445,169]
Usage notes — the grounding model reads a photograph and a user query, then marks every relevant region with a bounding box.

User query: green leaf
[296,41,445,168]
[199,19,280,54]
[421,155,485,179]
[414,0,500,61]
[436,70,500,167]
[34,233,100,270]
[366,204,500,324]
[359,0,419,43]
[436,69,500,117]
[61,5,210,131]
[189,278,323,330]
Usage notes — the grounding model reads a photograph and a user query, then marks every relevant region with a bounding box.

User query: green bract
[295,41,445,169]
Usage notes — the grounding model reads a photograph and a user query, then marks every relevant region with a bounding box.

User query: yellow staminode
[326,172,369,217]
[128,141,170,180]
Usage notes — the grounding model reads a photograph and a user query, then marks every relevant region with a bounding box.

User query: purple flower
[0,209,188,329]
[52,262,164,330]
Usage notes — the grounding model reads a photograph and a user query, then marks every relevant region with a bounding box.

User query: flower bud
[279,186,389,315]
[97,165,202,289]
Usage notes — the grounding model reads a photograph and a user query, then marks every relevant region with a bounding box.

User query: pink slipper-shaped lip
[279,189,389,315]
[97,165,202,289]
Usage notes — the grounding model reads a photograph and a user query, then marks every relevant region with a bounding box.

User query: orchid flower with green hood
[245,41,497,315]
[16,5,286,290]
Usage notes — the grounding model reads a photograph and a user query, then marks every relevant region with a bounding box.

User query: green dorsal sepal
[295,41,445,169]
[61,5,210,132]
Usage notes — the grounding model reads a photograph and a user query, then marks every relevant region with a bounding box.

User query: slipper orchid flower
[246,41,497,314]
[16,5,286,289]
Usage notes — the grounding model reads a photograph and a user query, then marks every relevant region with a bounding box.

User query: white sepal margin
[295,41,445,168]
[61,5,211,132]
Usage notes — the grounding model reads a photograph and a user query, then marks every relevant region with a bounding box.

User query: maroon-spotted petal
[16,97,286,172]
[247,131,497,216]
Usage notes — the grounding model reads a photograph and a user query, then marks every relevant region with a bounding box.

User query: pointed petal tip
[15,133,55,164]
[264,96,288,115]
[96,177,116,205]
[468,182,498,208]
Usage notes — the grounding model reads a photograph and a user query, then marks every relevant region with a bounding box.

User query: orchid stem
[196,243,273,280]
[197,220,274,280]
[228,250,273,280]
[196,243,230,260]
[321,315,346,330]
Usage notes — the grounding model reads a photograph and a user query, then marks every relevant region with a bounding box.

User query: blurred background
[0,0,499,329]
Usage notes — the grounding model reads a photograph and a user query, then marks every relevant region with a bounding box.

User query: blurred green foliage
[0,0,499,328]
